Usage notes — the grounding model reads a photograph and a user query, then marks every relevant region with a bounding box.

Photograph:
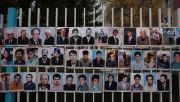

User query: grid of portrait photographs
[0,27,180,46]
[0,26,179,94]
[0,72,171,92]
[0,48,179,69]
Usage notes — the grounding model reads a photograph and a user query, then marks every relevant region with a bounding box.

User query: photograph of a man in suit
[66,50,79,67]
[63,74,76,91]
[137,30,150,45]
[70,28,82,45]
[157,74,169,91]
[39,49,51,65]
[57,28,69,45]
[82,28,94,45]
[44,29,54,45]
[124,28,136,45]
[118,73,130,90]
[18,29,29,45]
[5,29,17,45]
[93,51,105,67]
[29,28,42,46]
[51,48,63,65]
[105,74,117,90]
[108,29,119,45]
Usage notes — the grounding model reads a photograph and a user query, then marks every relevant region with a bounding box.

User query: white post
[19,8,22,27]
[74,8,76,27]
[158,8,161,27]
[121,8,123,27]
[130,8,133,27]
[55,8,58,27]
[167,8,171,27]
[55,68,57,102]
[17,67,20,102]
[177,8,180,26]
[45,68,48,102]
[0,14,4,27]
[149,8,152,27]
[26,67,30,102]
[83,8,86,27]
[93,7,95,27]
[46,8,49,27]
[65,8,67,27]
[36,67,39,102]
[102,4,105,27]
[37,8,40,26]
[112,7,114,27]
[140,8,142,27]
[28,8,31,26]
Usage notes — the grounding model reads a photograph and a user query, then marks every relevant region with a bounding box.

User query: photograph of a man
[79,50,92,67]
[39,48,51,65]
[70,28,82,45]
[93,50,105,67]
[10,73,23,90]
[43,28,55,45]
[38,73,50,90]
[157,73,169,91]
[66,50,79,67]
[108,29,119,45]
[57,28,69,45]
[29,28,42,46]
[77,74,89,91]
[51,73,62,91]
[5,28,17,45]
[63,74,76,91]
[82,28,95,45]
[104,74,117,90]
[144,74,157,91]
[131,74,143,91]
[124,28,136,45]
[18,28,29,45]
[24,73,36,90]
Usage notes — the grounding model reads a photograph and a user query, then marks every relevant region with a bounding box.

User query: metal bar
[65,8,67,27]
[93,7,95,27]
[55,68,57,102]
[140,8,142,27]
[179,72,180,102]
[160,93,162,102]
[36,67,39,102]
[17,67,20,102]
[19,8,22,27]
[131,92,133,102]
[46,8,49,27]
[45,68,48,102]
[130,8,133,27]
[27,67,30,102]
[0,14,4,27]
[74,8,76,27]
[37,8,40,26]
[28,8,31,26]
[55,8,58,27]
[121,92,123,102]
[83,8,86,27]
[158,8,161,27]
[149,8,152,27]
[167,8,171,27]
[121,8,123,27]
[112,7,114,27]
[169,73,172,102]
[177,8,180,26]
[140,92,143,102]
[102,4,105,27]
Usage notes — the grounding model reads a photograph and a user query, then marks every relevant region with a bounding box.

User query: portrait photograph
[157,51,170,69]
[0,28,4,45]
[81,27,95,45]
[76,74,89,92]
[107,27,122,45]
[26,48,39,65]
[51,48,64,66]
[123,28,136,45]
[104,73,117,91]
[89,73,102,92]
[118,73,130,91]
[9,73,23,91]
[66,49,79,67]
[51,73,63,91]
[4,27,17,45]
[163,28,176,45]
[131,50,144,70]
[150,27,163,45]
[94,27,108,45]
[106,49,118,68]
[23,72,36,91]
[144,51,157,69]
[29,27,42,47]
[79,49,92,67]
[171,51,180,69]
[118,50,131,68]
[38,48,53,65]
[17,27,30,45]
[41,27,55,46]
[57,27,69,45]
[63,73,77,91]
[136,27,150,45]
[157,73,171,91]
[69,27,82,45]
[1,48,13,65]
[0,73,10,91]
[175,28,180,45]
[38,73,51,91]
[143,73,157,91]
[92,49,105,68]
[130,73,144,91]
[13,48,26,65]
